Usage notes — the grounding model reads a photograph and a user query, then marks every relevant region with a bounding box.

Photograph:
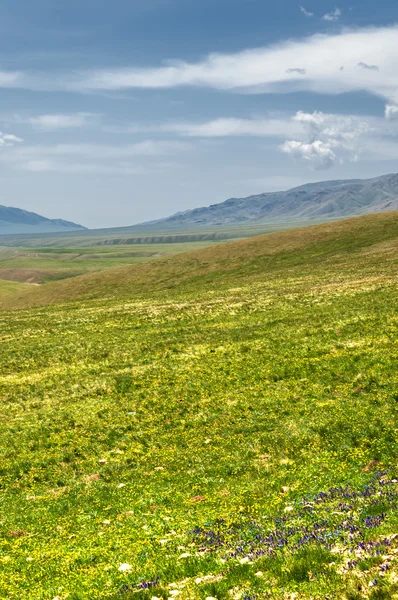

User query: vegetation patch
[0,213,397,599]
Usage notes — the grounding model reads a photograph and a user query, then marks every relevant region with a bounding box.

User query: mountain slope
[0,205,87,234]
[151,173,398,227]
[2,210,397,310]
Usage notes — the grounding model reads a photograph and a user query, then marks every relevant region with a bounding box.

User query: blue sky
[1,0,398,228]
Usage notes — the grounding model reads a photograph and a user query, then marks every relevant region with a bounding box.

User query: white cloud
[0,132,23,147]
[0,140,190,174]
[129,116,303,138]
[22,160,151,174]
[385,104,398,120]
[322,7,341,21]
[27,112,99,130]
[281,140,337,169]
[281,110,372,169]
[0,26,397,103]
[72,25,398,103]
[300,6,314,17]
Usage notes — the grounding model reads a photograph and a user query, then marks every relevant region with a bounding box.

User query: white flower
[103,519,111,525]
[118,483,126,488]
[118,563,132,572]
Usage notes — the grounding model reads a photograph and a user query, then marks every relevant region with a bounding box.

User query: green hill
[0,212,398,599]
[2,211,398,310]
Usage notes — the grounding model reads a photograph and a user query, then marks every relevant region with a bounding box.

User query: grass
[0,278,31,298]
[0,212,397,599]
[0,242,221,284]
[0,219,325,249]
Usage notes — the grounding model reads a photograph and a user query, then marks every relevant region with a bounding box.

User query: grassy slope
[0,212,398,599]
[0,241,220,285]
[0,278,31,298]
[2,211,398,310]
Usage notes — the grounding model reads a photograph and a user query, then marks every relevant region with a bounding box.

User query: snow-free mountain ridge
[0,205,86,235]
[147,173,398,227]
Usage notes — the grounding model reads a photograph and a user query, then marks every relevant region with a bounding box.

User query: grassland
[0,212,397,599]
[0,219,328,249]
[0,242,220,284]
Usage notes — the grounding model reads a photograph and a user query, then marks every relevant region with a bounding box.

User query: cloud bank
[0,26,396,103]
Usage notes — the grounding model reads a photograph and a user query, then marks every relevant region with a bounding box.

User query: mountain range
[0,205,86,235]
[2,172,398,236]
[149,173,398,228]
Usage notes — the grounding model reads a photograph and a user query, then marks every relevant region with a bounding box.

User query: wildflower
[118,483,126,488]
[98,459,107,464]
[102,520,111,525]
[118,563,132,572]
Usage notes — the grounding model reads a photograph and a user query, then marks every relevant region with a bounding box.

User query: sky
[1,0,398,228]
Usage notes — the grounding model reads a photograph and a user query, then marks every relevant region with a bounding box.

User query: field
[0,220,321,285]
[0,242,221,285]
[0,212,398,599]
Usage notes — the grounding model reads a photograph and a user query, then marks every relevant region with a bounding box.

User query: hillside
[1,212,398,599]
[151,173,398,227]
[2,211,397,310]
[0,204,87,235]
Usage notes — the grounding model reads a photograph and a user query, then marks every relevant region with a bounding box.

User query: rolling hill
[1,211,398,599]
[149,173,398,227]
[0,204,87,235]
[2,210,397,310]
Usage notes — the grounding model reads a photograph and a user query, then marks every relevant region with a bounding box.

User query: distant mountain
[149,173,398,227]
[0,205,87,235]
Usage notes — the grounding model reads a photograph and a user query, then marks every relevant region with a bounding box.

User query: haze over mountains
[0,205,86,235]
[2,172,398,236]
[150,173,398,228]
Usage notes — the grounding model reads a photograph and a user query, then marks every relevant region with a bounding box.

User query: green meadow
[0,242,221,285]
[0,212,397,599]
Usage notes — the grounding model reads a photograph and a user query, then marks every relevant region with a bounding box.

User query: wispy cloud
[0,140,190,174]
[128,116,303,138]
[357,62,379,72]
[300,6,314,17]
[385,104,398,120]
[286,68,306,75]
[27,112,99,130]
[322,7,341,21]
[0,26,396,103]
[0,132,23,147]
